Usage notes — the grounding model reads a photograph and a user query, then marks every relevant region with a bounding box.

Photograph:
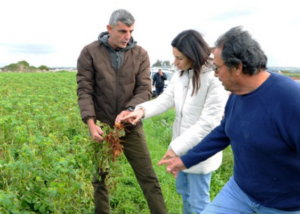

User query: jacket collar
[98,31,136,52]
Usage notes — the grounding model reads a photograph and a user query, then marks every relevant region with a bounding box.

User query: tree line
[152,60,171,67]
[1,60,49,72]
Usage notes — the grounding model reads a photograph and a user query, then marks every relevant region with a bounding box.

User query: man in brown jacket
[76,9,167,214]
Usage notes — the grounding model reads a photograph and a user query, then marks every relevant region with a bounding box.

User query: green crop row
[0,72,233,213]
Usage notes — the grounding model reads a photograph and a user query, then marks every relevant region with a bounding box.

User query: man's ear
[107,25,112,33]
[235,63,243,75]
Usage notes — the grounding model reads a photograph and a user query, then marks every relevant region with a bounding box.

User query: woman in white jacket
[120,30,228,214]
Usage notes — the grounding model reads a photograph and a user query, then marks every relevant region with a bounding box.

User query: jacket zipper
[115,52,119,118]
[178,70,190,135]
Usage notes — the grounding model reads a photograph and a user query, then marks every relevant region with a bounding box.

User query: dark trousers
[92,125,168,214]
[156,87,164,96]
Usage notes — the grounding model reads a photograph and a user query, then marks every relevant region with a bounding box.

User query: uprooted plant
[88,121,126,191]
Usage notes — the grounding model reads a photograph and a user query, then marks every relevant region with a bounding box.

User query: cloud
[1,0,300,68]
[210,9,255,22]
[0,43,56,55]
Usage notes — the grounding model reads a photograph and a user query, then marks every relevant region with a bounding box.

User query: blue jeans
[176,171,212,214]
[202,176,300,214]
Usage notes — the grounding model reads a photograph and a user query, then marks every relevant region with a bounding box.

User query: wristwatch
[125,106,134,112]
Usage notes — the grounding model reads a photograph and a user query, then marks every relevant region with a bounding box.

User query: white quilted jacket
[136,66,229,174]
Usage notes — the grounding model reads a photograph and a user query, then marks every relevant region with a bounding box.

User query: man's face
[107,21,134,49]
[213,48,238,93]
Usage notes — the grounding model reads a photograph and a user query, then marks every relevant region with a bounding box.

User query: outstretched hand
[118,109,144,125]
[158,155,186,178]
[161,149,176,160]
[115,110,131,124]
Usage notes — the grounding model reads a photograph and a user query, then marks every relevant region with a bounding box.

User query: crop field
[283,72,300,80]
[0,72,233,213]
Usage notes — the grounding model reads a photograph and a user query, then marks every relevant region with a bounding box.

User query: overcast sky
[1,0,300,68]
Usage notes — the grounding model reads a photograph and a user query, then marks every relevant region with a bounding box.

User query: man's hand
[87,118,104,143]
[118,109,144,125]
[158,156,186,178]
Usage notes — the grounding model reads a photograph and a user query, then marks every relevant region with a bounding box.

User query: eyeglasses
[212,63,225,73]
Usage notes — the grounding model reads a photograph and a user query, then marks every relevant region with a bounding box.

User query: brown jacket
[76,32,151,127]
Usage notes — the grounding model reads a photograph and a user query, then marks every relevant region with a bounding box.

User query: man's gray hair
[215,26,267,75]
[109,9,135,27]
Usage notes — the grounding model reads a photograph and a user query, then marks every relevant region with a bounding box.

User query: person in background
[76,9,167,214]
[120,29,228,214]
[153,69,167,96]
[158,26,300,214]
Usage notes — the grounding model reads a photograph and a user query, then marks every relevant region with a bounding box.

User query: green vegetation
[2,60,49,72]
[282,72,300,79]
[0,72,233,213]
[152,60,171,67]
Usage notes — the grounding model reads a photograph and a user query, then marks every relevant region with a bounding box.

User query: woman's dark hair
[215,26,267,75]
[171,30,210,95]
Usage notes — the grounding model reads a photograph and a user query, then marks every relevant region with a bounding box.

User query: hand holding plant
[88,121,126,191]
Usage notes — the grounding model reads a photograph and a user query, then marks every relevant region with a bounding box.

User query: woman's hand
[158,156,186,178]
[161,149,176,160]
[118,109,144,125]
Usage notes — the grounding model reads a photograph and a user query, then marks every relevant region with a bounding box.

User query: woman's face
[172,47,192,70]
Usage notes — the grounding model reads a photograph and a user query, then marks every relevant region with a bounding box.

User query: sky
[1,0,300,68]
